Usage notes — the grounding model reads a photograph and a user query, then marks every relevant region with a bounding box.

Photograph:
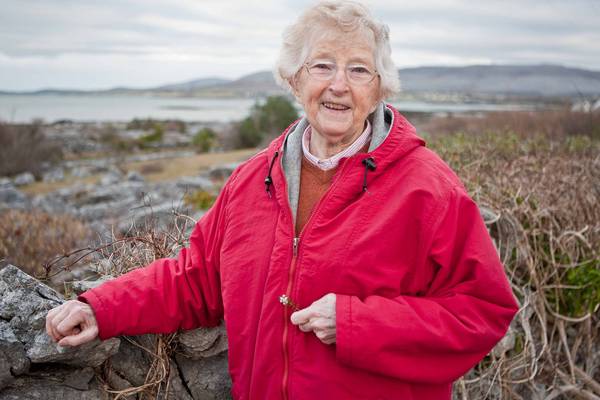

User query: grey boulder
[0,265,120,391]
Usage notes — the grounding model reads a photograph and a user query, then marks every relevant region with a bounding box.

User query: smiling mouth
[322,102,350,111]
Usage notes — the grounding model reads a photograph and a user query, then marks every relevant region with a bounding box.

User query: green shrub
[256,95,299,136]
[138,124,164,146]
[235,95,298,148]
[127,118,157,131]
[98,124,137,152]
[184,190,216,210]
[237,116,263,148]
[192,128,217,153]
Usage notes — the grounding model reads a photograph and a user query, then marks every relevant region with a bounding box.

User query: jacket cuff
[335,294,353,366]
[78,289,114,340]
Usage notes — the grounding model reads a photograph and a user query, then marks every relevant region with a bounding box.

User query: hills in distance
[3,64,600,99]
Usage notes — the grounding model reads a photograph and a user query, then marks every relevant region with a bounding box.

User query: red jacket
[81,105,519,400]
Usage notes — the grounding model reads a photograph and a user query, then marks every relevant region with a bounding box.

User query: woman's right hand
[45,300,99,347]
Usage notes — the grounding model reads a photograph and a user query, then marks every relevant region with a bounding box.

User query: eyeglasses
[304,59,379,85]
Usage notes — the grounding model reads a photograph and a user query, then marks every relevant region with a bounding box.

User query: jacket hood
[263,102,426,219]
[266,102,425,167]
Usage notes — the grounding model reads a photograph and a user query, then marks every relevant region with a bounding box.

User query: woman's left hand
[290,293,336,345]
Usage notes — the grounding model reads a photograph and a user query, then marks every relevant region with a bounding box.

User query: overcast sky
[1,0,599,91]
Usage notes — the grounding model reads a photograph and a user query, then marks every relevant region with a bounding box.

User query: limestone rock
[0,321,29,390]
[208,163,239,181]
[63,367,96,390]
[177,325,228,360]
[13,172,35,186]
[0,265,232,399]
[0,365,104,400]
[0,265,120,371]
[106,334,155,387]
[0,187,26,208]
[99,170,122,186]
[27,331,119,368]
[176,176,215,192]
[126,170,145,182]
[42,168,65,183]
[168,362,194,400]
[176,352,232,400]
[0,178,12,188]
[70,166,93,178]
[70,275,113,295]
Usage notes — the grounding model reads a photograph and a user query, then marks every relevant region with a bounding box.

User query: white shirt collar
[301,120,371,171]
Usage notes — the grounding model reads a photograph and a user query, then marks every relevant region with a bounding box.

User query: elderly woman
[46,1,518,399]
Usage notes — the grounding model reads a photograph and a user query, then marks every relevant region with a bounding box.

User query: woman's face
[292,30,381,144]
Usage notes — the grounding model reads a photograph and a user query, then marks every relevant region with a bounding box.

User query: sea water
[0,94,535,124]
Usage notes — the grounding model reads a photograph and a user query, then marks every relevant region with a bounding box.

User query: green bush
[138,124,164,147]
[98,124,137,152]
[256,95,299,136]
[184,190,216,210]
[192,128,217,153]
[127,118,157,131]
[235,95,298,148]
[237,116,263,148]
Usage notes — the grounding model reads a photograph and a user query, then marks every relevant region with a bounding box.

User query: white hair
[274,0,400,100]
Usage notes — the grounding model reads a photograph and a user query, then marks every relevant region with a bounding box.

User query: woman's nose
[328,67,350,93]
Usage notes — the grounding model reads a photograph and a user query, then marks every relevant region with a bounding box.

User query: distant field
[125,148,256,182]
[21,148,257,195]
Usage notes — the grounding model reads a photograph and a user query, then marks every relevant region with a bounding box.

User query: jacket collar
[265,102,426,220]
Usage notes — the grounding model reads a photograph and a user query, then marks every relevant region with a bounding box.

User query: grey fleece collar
[281,101,393,224]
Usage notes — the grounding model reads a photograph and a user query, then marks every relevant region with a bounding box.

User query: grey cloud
[0,0,599,91]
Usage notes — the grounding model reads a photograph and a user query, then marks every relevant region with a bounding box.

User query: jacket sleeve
[335,185,519,384]
[78,174,234,340]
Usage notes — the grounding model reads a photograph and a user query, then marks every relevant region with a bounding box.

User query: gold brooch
[279,294,299,311]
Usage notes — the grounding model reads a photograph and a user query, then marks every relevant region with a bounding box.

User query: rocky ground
[0,264,230,399]
[0,151,240,234]
[0,123,245,398]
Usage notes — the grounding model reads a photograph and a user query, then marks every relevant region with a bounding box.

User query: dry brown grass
[0,209,93,278]
[0,122,63,178]
[421,108,600,140]
[430,132,600,399]
[20,175,100,196]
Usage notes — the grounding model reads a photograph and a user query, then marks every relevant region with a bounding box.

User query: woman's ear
[372,87,385,111]
[288,76,302,102]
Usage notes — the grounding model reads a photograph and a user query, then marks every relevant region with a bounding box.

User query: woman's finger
[50,306,71,341]
[58,325,98,347]
[299,321,313,332]
[320,336,336,345]
[56,311,85,337]
[310,317,335,330]
[46,307,59,341]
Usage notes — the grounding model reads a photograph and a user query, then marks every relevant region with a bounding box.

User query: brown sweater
[295,156,338,235]
[295,143,370,235]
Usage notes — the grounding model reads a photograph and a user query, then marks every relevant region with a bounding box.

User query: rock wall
[0,265,231,400]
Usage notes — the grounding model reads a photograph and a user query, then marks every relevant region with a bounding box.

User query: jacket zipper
[281,237,299,400]
[279,157,354,400]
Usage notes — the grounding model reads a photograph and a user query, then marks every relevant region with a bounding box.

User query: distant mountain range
[2,64,599,98]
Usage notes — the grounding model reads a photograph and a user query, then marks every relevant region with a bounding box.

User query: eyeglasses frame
[303,60,379,85]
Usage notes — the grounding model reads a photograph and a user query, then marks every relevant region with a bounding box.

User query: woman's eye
[350,66,369,74]
[313,63,333,71]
